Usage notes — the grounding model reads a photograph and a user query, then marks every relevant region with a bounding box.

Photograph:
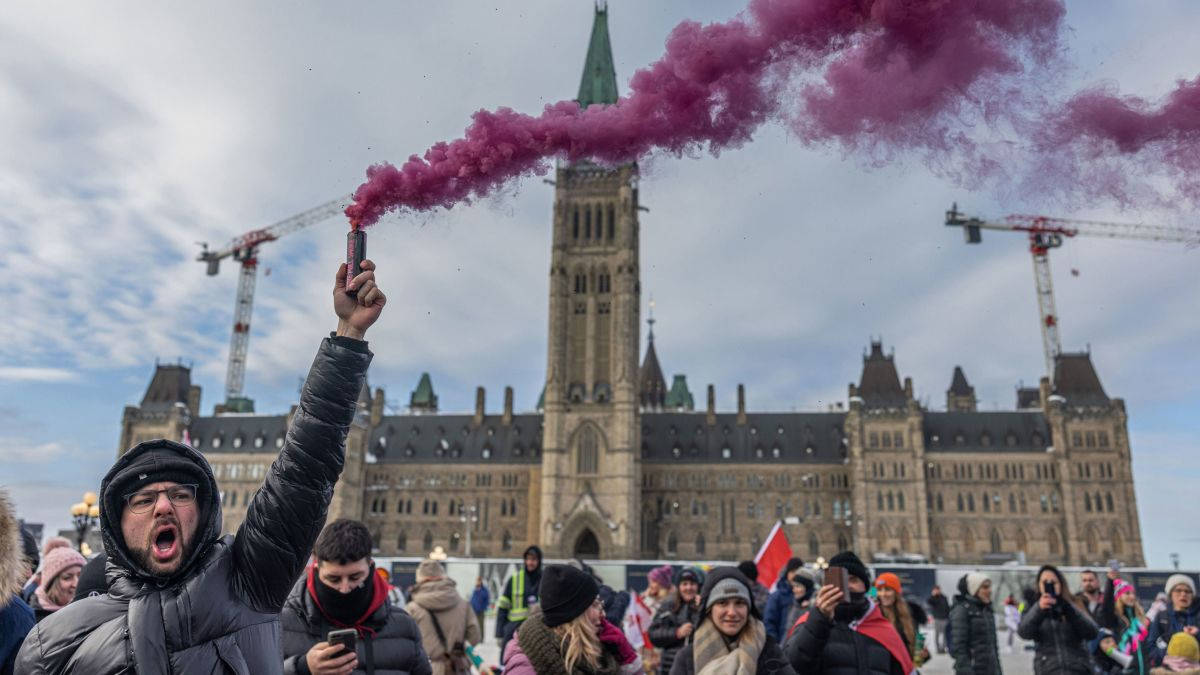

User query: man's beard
[131,517,195,576]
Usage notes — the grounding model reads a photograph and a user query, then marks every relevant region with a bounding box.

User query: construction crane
[944,204,1200,381]
[198,195,352,412]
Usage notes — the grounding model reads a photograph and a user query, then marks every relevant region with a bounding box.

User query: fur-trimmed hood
[0,488,26,608]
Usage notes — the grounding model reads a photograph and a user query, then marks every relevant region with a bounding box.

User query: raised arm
[231,260,385,612]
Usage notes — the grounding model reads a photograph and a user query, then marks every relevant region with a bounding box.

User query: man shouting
[17,261,386,675]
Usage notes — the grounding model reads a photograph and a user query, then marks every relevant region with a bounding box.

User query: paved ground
[474,617,1037,674]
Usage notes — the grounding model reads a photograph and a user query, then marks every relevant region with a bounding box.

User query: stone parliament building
[117,8,1144,566]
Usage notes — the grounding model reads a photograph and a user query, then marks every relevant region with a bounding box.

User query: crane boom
[198,195,353,411]
[944,203,1200,382]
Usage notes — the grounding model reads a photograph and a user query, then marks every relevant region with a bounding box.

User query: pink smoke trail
[346,0,1065,228]
[1034,76,1200,206]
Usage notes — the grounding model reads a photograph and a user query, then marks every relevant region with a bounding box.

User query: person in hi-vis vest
[496,546,543,660]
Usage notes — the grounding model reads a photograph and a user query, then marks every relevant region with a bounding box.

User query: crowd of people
[2,262,1198,675]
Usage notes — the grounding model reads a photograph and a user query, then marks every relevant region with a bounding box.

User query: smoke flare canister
[345,229,366,297]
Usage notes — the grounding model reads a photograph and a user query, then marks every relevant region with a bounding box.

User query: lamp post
[459,503,479,557]
[70,491,100,552]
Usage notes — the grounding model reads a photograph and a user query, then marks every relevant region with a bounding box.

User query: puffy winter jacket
[1017,600,1097,674]
[763,576,794,643]
[669,632,795,675]
[282,575,432,675]
[783,608,905,675]
[405,578,481,675]
[949,595,1001,675]
[16,337,371,675]
[648,598,703,675]
[1149,601,1200,661]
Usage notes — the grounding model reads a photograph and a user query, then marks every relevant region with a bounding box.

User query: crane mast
[944,204,1199,383]
[198,195,352,411]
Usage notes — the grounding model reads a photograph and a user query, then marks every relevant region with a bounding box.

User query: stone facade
[116,7,1144,567]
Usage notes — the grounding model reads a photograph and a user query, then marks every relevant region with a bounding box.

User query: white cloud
[0,367,79,382]
[0,439,70,463]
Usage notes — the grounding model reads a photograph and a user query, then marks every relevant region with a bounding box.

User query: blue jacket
[1,595,35,675]
[763,575,793,642]
[471,585,490,614]
[1148,601,1200,662]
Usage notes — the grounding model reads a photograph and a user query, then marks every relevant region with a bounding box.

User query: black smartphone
[1043,580,1057,597]
[825,566,851,603]
[328,628,357,655]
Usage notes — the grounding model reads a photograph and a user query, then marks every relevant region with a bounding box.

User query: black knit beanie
[104,445,210,532]
[539,564,599,627]
[828,550,871,587]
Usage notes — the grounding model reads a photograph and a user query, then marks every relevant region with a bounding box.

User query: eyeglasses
[124,484,198,514]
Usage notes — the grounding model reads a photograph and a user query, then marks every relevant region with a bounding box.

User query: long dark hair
[1037,564,1085,613]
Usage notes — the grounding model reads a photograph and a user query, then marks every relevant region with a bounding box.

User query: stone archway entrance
[574,529,601,559]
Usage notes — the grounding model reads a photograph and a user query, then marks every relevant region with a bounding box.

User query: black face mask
[833,592,869,623]
[315,565,375,626]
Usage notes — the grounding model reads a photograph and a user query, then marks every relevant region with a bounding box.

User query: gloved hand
[597,619,637,665]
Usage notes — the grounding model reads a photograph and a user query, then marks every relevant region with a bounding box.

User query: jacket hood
[0,489,25,606]
[411,577,464,612]
[100,439,222,587]
[523,545,543,570]
[699,566,762,620]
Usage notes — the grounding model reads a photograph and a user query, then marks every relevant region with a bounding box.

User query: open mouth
[152,525,179,561]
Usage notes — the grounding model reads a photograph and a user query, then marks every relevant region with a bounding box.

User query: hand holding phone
[824,566,851,601]
[306,632,358,675]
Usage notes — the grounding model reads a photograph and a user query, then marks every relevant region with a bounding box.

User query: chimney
[370,387,385,427]
[737,384,747,425]
[706,385,716,425]
[903,377,913,399]
[502,386,514,425]
[474,387,485,425]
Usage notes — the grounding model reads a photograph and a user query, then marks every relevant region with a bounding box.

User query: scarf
[1117,607,1149,656]
[691,617,765,675]
[516,610,619,675]
[34,584,66,612]
[306,562,389,635]
[789,599,914,674]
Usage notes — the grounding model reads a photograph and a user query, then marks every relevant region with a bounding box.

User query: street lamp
[70,491,100,551]
[1171,553,1180,571]
[459,503,479,557]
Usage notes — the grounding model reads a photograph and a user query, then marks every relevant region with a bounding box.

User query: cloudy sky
[2,1,1197,568]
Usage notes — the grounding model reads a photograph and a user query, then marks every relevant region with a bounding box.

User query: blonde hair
[552,612,602,673]
[879,591,916,655]
[1116,591,1146,627]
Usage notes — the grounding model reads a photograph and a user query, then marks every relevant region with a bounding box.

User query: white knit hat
[1165,574,1196,596]
[966,571,990,597]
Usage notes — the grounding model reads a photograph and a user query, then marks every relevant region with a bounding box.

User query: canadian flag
[753,520,794,587]
[622,591,653,650]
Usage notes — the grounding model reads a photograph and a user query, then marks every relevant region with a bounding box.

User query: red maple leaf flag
[753,520,794,587]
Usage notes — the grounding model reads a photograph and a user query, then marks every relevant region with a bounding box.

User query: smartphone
[1108,559,1120,573]
[1043,580,1057,597]
[327,628,357,655]
[825,566,851,603]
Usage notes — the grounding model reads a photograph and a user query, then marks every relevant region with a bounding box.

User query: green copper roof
[665,374,694,411]
[410,372,438,410]
[577,5,618,108]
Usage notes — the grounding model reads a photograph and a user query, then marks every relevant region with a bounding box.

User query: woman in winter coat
[649,567,706,675]
[668,567,796,675]
[875,573,929,668]
[784,571,814,633]
[503,564,642,675]
[1096,576,1152,674]
[406,559,482,675]
[27,547,85,622]
[949,571,1002,674]
[763,558,804,643]
[1017,564,1098,674]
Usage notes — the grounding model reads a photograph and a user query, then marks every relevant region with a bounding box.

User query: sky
[1,1,1197,568]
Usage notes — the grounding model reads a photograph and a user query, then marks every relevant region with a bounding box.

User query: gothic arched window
[695,532,706,556]
[607,204,615,240]
[808,532,820,557]
[397,531,407,552]
[990,529,1002,554]
[572,206,580,239]
[422,530,433,553]
[667,531,678,555]
[577,425,599,475]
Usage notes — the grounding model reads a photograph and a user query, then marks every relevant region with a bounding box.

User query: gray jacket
[16,337,371,674]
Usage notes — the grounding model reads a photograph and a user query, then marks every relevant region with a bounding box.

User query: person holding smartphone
[783,551,912,675]
[1017,564,1097,674]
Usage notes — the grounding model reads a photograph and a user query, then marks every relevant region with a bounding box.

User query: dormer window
[212,436,222,449]
[232,435,243,449]
[253,435,264,449]
[275,435,284,449]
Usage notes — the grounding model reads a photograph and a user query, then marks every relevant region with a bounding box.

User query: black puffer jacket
[1017,600,1098,674]
[649,598,703,675]
[669,633,795,675]
[948,594,1001,675]
[783,608,904,675]
[281,575,431,675]
[16,337,370,675]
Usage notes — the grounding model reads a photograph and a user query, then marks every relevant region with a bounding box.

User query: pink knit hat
[648,565,674,588]
[1114,579,1135,600]
[39,546,86,591]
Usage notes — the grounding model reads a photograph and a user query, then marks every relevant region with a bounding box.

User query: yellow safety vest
[499,570,530,623]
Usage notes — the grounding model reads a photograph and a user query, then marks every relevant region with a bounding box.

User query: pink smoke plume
[1033,76,1200,206]
[346,0,1066,228]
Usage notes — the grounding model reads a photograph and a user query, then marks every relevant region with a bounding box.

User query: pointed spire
[577,4,618,108]
[946,366,977,412]
[409,372,438,413]
[665,375,694,411]
[639,301,666,410]
[858,340,905,408]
